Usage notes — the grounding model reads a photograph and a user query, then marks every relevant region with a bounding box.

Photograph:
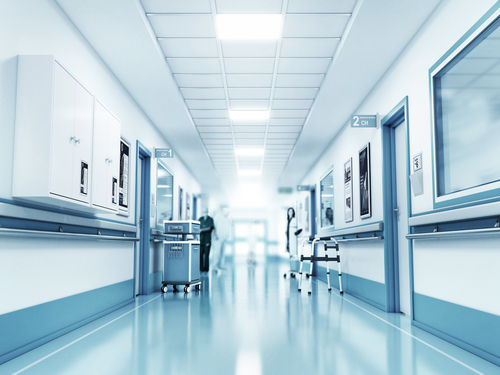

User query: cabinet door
[50,63,75,199]
[72,82,93,203]
[92,101,110,209]
[107,114,121,209]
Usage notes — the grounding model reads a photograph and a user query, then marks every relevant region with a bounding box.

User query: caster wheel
[340,291,344,294]
[184,286,190,293]
[291,273,295,278]
[306,274,310,278]
[161,285,168,293]
[308,291,312,295]
[298,288,301,292]
[283,274,287,278]
[328,288,332,292]
[173,285,178,292]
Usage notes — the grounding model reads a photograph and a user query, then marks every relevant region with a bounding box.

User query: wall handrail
[336,236,384,242]
[0,227,139,241]
[317,222,384,238]
[406,227,500,240]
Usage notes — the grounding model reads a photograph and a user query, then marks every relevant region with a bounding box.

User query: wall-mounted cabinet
[12,55,121,214]
[91,100,120,212]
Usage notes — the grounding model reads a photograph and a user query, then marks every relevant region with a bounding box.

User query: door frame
[381,97,412,314]
[136,141,151,296]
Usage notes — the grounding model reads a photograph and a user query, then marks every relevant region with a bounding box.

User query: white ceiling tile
[190,109,229,118]
[200,133,233,140]
[175,74,224,88]
[272,100,313,109]
[271,109,309,118]
[142,0,212,13]
[233,119,267,125]
[266,139,296,145]
[203,139,233,145]
[274,88,318,99]
[195,118,230,125]
[287,0,357,13]
[215,0,283,13]
[222,41,277,58]
[283,15,350,38]
[267,125,302,133]
[265,144,294,150]
[269,118,304,125]
[265,149,291,153]
[228,88,271,99]
[275,74,324,87]
[264,156,289,160]
[278,58,331,73]
[158,38,218,58]
[148,15,215,37]
[226,74,273,88]
[205,144,234,150]
[210,157,235,161]
[186,100,227,109]
[167,58,221,73]
[280,38,340,58]
[180,88,226,99]
[233,126,267,133]
[234,133,266,139]
[225,59,275,74]
[208,149,234,153]
[230,100,270,110]
[235,139,266,145]
[197,126,231,132]
[266,132,299,139]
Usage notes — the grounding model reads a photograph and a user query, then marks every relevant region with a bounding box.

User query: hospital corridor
[1,0,500,374]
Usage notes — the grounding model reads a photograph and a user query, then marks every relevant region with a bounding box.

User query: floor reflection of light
[236,350,262,375]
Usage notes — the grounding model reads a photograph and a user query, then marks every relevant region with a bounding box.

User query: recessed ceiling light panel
[216,15,282,40]
[230,110,269,121]
[238,169,262,176]
[235,148,265,156]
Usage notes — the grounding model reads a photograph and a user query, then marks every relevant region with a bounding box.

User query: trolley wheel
[173,285,179,292]
[184,286,190,293]
[306,274,310,278]
[283,274,287,278]
[161,285,168,293]
[195,284,200,291]
[291,273,295,278]
[308,291,312,295]
[298,288,301,292]
[328,288,332,292]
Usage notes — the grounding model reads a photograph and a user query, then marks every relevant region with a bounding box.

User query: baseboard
[148,271,163,295]
[413,293,500,366]
[316,266,386,311]
[0,279,134,365]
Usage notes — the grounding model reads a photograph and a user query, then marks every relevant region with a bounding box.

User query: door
[92,100,109,208]
[394,121,410,315]
[135,157,143,296]
[50,63,75,199]
[72,81,93,203]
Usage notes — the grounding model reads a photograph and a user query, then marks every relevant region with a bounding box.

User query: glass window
[157,162,173,227]
[320,169,334,228]
[434,18,500,197]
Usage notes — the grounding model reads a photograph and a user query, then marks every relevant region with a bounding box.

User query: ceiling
[55,0,443,203]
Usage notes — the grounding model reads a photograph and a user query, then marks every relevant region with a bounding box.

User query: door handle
[394,208,399,212]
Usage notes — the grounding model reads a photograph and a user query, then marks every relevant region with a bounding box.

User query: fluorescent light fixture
[216,15,282,40]
[235,148,265,157]
[158,185,171,188]
[163,194,173,197]
[230,110,269,121]
[238,169,262,176]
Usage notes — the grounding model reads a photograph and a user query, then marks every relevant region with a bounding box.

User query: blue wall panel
[316,266,386,311]
[413,293,500,366]
[0,279,134,365]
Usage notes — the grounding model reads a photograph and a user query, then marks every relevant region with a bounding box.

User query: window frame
[430,7,500,210]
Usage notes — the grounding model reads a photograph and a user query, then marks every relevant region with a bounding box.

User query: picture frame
[359,143,372,219]
[344,158,353,222]
[118,138,130,215]
[178,186,183,220]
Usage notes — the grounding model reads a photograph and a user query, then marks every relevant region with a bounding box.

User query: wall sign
[359,143,372,219]
[297,185,310,191]
[344,158,353,223]
[278,187,293,194]
[351,115,377,128]
[155,148,173,158]
[413,153,422,172]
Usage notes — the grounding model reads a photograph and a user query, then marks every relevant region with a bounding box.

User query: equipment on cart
[161,220,201,294]
[298,236,343,295]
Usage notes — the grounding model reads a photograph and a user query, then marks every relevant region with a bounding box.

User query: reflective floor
[1,260,500,375]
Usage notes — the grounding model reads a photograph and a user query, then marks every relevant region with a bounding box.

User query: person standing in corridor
[198,207,214,274]
[213,207,233,273]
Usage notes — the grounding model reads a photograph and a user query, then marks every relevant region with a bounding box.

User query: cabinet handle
[109,159,113,164]
[105,158,109,163]
[70,136,76,143]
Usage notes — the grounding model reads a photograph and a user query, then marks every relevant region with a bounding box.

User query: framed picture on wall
[186,192,191,221]
[359,143,372,219]
[118,138,130,215]
[304,195,310,232]
[179,186,183,220]
[344,158,353,222]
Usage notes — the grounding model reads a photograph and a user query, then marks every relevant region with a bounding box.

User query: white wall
[296,0,499,312]
[0,0,201,313]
